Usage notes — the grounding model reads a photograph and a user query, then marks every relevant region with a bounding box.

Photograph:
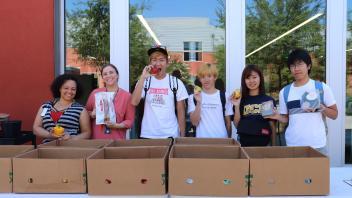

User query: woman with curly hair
[33,74,91,142]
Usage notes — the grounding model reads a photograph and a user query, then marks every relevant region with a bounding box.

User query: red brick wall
[0,0,54,130]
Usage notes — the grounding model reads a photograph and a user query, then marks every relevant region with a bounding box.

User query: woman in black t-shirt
[231,65,276,146]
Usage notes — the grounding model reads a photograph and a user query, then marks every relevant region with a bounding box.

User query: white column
[110,0,130,91]
[226,0,245,93]
[58,0,65,75]
[226,0,245,138]
[326,0,347,166]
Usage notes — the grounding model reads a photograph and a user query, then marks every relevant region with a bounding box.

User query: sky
[66,0,223,26]
[130,0,221,25]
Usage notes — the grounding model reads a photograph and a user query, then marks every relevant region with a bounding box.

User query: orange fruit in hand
[232,89,241,100]
[53,125,65,137]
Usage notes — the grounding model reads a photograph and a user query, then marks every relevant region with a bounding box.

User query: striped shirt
[41,100,84,137]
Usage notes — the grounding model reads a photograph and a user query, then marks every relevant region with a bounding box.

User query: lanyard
[105,88,119,103]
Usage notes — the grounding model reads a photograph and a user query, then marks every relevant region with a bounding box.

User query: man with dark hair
[269,48,338,154]
[131,46,188,138]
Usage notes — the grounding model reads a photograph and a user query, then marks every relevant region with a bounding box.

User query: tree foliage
[214,0,326,98]
[245,0,326,98]
[67,0,110,67]
[129,2,154,87]
[166,55,192,85]
[214,44,226,82]
[214,0,226,83]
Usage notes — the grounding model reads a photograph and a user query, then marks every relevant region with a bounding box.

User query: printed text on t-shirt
[149,88,168,95]
[243,104,261,115]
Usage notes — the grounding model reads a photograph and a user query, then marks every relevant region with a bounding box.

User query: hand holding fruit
[193,86,202,103]
[150,66,160,75]
[141,65,152,79]
[232,89,241,100]
[230,89,241,106]
[194,85,202,94]
[146,65,160,76]
[52,125,65,138]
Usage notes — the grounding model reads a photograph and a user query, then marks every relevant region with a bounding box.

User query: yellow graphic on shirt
[243,104,261,116]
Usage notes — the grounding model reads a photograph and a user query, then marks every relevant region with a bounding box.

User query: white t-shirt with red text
[141,74,188,138]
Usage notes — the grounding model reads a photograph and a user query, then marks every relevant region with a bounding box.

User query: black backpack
[135,75,179,138]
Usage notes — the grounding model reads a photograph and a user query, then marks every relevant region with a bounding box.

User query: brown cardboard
[13,147,98,193]
[244,146,329,196]
[87,146,169,195]
[169,145,249,196]
[107,138,173,147]
[38,139,113,148]
[0,145,34,193]
[174,137,240,146]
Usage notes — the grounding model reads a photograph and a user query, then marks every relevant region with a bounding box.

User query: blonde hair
[197,63,218,78]
[149,51,168,62]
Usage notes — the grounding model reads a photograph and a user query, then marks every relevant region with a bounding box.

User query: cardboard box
[169,145,249,196]
[244,146,329,196]
[38,139,113,148]
[107,138,173,147]
[13,147,98,193]
[174,137,240,146]
[0,145,34,192]
[87,146,169,195]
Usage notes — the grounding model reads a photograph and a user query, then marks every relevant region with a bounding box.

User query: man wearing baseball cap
[131,45,188,138]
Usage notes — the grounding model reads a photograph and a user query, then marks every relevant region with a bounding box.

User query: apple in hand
[150,66,160,75]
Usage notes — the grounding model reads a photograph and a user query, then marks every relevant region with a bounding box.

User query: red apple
[150,66,160,75]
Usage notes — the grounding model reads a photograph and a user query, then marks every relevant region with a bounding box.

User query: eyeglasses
[289,61,306,69]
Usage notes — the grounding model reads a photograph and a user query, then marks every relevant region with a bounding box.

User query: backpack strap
[314,80,328,135]
[143,76,151,100]
[284,81,324,106]
[220,91,226,118]
[140,77,151,120]
[169,74,179,117]
[314,80,324,105]
[283,83,292,109]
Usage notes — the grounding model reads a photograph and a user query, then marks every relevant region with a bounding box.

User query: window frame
[57,0,348,166]
[183,41,203,62]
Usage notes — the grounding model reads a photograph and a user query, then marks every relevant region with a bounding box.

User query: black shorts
[238,134,270,147]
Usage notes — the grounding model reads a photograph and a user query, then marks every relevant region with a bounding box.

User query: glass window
[245,0,326,143]
[245,0,326,99]
[65,0,110,103]
[346,0,352,164]
[184,42,202,61]
[129,0,226,86]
